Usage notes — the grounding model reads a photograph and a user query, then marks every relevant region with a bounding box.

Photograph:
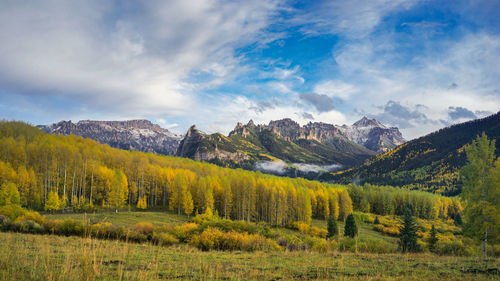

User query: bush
[305,236,329,253]
[189,227,280,252]
[338,237,397,253]
[14,211,45,225]
[51,219,86,236]
[152,232,178,246]
[0,204,26,220]
[434,240,473,256]
[288,221,327,238]
[14,220,45,234]
[373,224,400,237]
[134,222,154,235]
[126,230,147,243]
[91,222,126,240]
[170,223,199,242]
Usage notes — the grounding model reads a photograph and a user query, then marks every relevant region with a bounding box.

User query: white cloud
[314,80,358,100]
[291,0,417,38]
[0,0,284,118]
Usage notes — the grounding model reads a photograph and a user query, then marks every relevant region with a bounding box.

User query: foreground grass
[1,232,499,281]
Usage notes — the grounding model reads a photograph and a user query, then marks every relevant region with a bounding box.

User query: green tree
[454,213,463,226]
[427,224,438,252]
[327,215,338,239]
[399,206,420,253]
[45,191,60,212]
[344,214,358,238]
[373,216,380,225]
[0,182,20,206]
[460,133,500,257]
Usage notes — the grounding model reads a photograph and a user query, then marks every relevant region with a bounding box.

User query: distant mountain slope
[176,118,405,173]
[323,112,500,195]
[39,120,182,155]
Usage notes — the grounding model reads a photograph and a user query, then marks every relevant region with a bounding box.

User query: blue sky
[0,0,499,139]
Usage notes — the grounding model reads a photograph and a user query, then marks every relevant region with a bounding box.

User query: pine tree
[428,224,438,252]
[344,214,358,238]
[373,216,380,225]
[454,213,463,226]
[327,215,338,239]
[399,205,420,252]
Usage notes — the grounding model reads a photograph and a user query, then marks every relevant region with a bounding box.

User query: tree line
[0,121,458,226]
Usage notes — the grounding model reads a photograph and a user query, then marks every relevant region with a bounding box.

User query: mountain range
[324,111,500,195]
[39,117,405,174]
[176,118,405,172]
[39,120,182,155]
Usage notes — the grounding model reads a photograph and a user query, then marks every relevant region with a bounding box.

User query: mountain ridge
[324,111,500,195]
[39,119,182,155]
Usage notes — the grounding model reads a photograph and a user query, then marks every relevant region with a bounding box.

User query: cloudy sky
[1,0,499,139]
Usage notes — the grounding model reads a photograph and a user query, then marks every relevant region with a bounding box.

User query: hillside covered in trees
[0,121,460,226]
[324,112,500,195]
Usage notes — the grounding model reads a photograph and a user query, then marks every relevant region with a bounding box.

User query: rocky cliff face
[338,117,405,153]
[39,120,182,155]
[176,117,404,171]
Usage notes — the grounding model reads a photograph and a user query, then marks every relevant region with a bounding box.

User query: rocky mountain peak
[352,117,385,128]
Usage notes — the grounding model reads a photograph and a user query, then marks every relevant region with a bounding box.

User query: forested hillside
[0,121,459,225]
[324,112,500,195]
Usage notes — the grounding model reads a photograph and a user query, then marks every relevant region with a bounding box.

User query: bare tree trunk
[90,162,94,206]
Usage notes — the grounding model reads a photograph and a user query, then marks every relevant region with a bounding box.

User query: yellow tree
[45,191,60,212]
[108,169,128,212]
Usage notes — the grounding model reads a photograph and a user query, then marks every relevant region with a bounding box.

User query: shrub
[170,223,199,242]
[0,204,26,220]
[126,230,147,243]
[373,216,380,225]
[92,222,125,240]
[51,219,86,236]
[152,232,178,246]
[289,221,327,238]
[305,236,329,253]
[14,220,45,234]
[14,210,46,225]
[434,240,473,256]
[338,237,397,253]
[134,222,154,235]
[338,237,356,252]
[0,215,13,231]
[189,227,280,252]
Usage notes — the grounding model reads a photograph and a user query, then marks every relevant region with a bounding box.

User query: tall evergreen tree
[399,205,420,252]
[460,133,500,257]
[373,216,380,225]
[327,215,338,239]
[454,213,463,226]
[427,224,438,252]
[344,214,358,238]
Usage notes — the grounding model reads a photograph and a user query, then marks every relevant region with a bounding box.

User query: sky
[0,0,499,140]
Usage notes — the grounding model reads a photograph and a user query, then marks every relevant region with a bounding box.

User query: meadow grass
[45,210,189,227]
[1,231,498,280]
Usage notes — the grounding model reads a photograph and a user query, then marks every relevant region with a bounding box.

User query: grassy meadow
[2,231,500,281]
[0,210,498,280]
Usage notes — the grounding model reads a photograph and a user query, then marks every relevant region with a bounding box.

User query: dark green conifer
[344,214,358,238]
[327,216,338,239]
[399,205,421,252]
[428,224,438,252]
